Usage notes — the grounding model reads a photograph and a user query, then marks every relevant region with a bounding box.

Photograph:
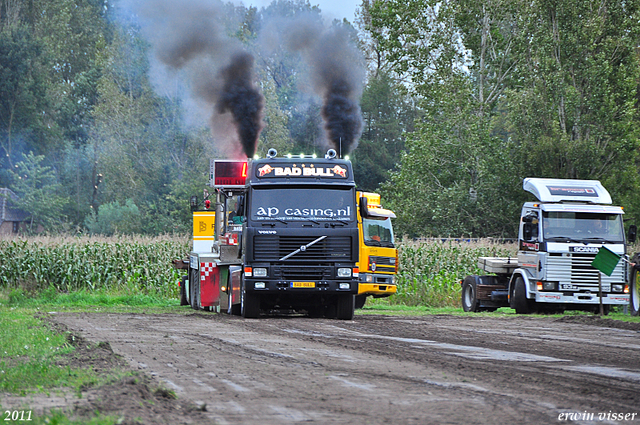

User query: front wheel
[511,276,536,314]
[631,267,640,317]
[354,295,367,310]
[461,276,479,312]
[336,295,355,320]
[241,278,260,318]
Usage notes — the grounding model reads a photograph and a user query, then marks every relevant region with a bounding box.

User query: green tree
[352,71,416,192]
[370,0,523,237]
[84,199,142,235]
[0,24,50,166]
[506,0,640,214]
[6,151,68,231]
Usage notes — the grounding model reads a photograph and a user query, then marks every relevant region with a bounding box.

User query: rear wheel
[461,276,479,312]
[512,276,536,314]
[631,267,640,317]
[241,278,260,318]
[190,268,200,310]
[179,275,188,306]
[336,295,355,320]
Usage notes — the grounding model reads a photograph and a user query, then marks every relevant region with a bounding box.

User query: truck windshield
[363,217,394,247]
[249,187,355,222]
[542,212,624,243]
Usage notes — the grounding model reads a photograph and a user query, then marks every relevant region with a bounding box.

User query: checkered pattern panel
[200,262,215,281]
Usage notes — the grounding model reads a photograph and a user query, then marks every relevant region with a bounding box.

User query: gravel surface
[29,312,640,424]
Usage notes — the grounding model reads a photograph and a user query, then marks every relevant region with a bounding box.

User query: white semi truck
[462,178,631,314]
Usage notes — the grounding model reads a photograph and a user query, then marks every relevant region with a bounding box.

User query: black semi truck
[178,149,360,320]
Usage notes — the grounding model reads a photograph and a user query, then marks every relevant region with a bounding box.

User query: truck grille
[368,256,395,273]
[273,265,333,281]
[254,235,351,262]
[545,253,625,290]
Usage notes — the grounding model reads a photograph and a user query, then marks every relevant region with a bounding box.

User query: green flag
[591,246,621,277]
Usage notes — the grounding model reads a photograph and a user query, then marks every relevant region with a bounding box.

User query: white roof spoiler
[523,178,612,204]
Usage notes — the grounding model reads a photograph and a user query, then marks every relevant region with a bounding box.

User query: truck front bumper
[535,292,629,305]
[358,282,397,297]
[244,279,358,294]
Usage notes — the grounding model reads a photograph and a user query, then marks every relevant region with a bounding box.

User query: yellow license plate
[291,282,315,288]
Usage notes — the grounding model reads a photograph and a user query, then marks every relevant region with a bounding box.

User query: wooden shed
[0,188,30,235]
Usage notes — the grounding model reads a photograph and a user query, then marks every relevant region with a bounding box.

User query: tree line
[1,0,638,238]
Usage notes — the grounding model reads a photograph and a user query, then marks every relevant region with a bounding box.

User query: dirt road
[47,312,640,424]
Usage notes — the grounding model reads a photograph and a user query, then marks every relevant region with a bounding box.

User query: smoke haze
[136,0,264,158]
[132,0,365,157]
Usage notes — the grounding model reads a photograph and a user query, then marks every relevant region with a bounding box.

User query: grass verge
[0,306,125,424]
[0,288,202,424]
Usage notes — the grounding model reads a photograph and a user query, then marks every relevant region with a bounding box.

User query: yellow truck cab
[356,192,398,308]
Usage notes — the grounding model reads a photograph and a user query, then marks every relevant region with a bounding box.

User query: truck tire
[190,267,200,311]
[241,278,260,318]
[355,295,367,309]
[461,276,480,312]
[179,275,188,306]
[230,300,241,316]
[631,267,640,317]
[512,276,536,314]
[336,294,355,320]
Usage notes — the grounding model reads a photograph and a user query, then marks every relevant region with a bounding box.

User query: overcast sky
[245,0,360,22]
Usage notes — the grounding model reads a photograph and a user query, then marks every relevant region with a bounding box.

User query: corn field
[0,234,519,308]
[392,239,517,308]
[0,235,190,298]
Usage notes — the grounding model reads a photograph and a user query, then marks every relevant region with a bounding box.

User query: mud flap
[200,262,220,308]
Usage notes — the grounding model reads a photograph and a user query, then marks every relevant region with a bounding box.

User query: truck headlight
[254,282,266,289]
[612,284,624,293]
[253,268,268,277]
[542,281,556,291]
[339,283,351,290]
[337,268,352,277]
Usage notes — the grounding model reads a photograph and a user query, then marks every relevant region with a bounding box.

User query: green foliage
[393,240,516,307]
[506,0,640,216]
[0,236,188,297]
[2,0,640,239]
[0,23,51,161]
[5,151,69,231]
[353,71,416,191]
[367,0,640,237]
[84,199,142,235]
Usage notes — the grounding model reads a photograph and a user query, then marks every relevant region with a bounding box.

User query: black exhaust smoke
[275,16,365,155]
[216,52,264,159]
[137,0,263,158]
[314,30,364,156]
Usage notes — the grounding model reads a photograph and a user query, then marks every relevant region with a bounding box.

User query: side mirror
[190,195,198,212]
[236,195,245,216]
[628,224,637,244]
[359,196,369,218]
[523,222,533,241]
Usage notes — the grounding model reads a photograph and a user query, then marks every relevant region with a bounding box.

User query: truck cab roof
[523,178,611,204]
[523,201,624,215]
